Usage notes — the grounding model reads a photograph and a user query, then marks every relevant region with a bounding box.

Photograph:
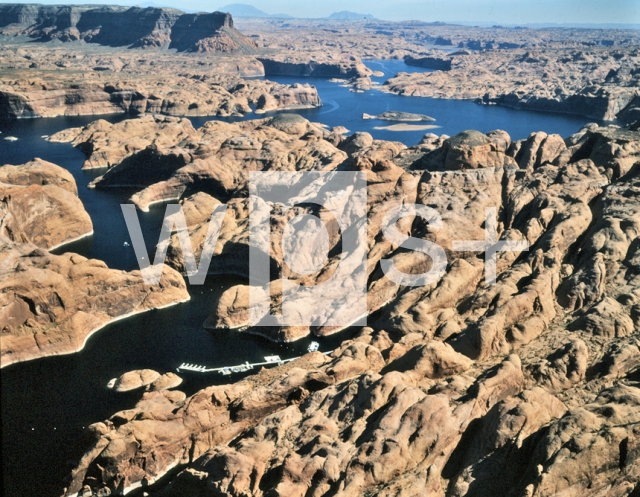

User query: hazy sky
[2,0,639,24]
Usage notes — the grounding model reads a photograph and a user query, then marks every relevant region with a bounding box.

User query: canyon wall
[0,4,257,52]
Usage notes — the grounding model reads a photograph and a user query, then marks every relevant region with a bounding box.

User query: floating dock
[177,342,326,375]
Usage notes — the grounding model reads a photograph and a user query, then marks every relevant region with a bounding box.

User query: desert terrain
[1,4,639,497]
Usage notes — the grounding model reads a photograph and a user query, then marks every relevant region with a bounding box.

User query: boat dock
[177,342,328,376]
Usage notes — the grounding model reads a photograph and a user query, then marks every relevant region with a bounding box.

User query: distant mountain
[136,1,197,12]
[137,1,176,8]
[217,3,292,18]
[328,11,377,20]
[448,20,640,29]
[217,3,269,17]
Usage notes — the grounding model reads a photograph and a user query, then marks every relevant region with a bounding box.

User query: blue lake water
[264,59,591,143]
[0,59,594,497]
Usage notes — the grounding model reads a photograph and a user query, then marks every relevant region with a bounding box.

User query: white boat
[307,341,319,353]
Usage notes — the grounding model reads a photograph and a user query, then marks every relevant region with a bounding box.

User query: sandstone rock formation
[0,240,189,368]
[4,10,638,123]
[0,5,257,53]
[55,114,346,210]
[62,120,640,497]
[0,159,93,249]
[4,13,640,496]
[111,369,161,392]
[1,70,320,119]
[404,53,452,70]
[258,56,372,78]
[0,159,190,367]
[148,372,183,391]
[384,48,640,122]
[0,158,77,194]
[49,115,197,170]
[236,17,639,63]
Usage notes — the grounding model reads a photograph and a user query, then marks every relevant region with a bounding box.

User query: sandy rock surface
[0,158,190,367]
[0,241,190,367]
[111,369,161,392]
[59,118,640,496]
[2,13,640,497]
[0,162,93,249]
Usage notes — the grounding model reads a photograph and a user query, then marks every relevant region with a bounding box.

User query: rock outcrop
[384,48,640,122]
[258,56,372,78]
[54,114,345,210]
[0,5,257,53]
[0,159,92,249]
[363,110,436,122]
[0,240,189,367]
[236,17,639,62]
[60,120,640,496]
[0,158,77,194]
[4,15,640,497]
[49,115,197,170]
[0,159,190,367]
[1,72,320,119]
[404,53,452,71]
[110,369,161,392]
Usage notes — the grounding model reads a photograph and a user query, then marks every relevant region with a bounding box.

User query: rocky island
[1,4,639,497]
[363,111,436,122]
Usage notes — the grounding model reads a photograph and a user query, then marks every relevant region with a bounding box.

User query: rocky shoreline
[13,113,635,496]
[0,69,322,119]
[0,159,190,368]
[382,47,640,123]
[2,8,640,497]
[2,7,639,124]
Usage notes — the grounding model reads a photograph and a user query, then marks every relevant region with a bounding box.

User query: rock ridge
[0,5,257,53]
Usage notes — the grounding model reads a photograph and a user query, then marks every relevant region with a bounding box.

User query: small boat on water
[307,341,319,353]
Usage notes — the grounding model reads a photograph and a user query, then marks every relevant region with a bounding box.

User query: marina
[177,342,324,375]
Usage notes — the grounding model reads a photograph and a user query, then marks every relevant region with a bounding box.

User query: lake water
[0,60,593,497]
[265,59,590,143]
